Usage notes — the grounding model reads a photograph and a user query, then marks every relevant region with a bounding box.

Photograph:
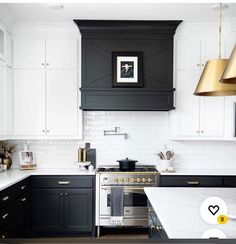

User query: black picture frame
[112,52,143,88]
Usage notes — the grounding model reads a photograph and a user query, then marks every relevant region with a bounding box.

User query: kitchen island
[144,187,236,239]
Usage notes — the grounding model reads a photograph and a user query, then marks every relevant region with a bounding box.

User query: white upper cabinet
[200,97,225,137]
[0,62,12,136]
[175,71,200,137]
[12,38,81,139]
[46,40,77,69]
[0,61,6,134]
[176,39,201,70]
[46,70,78,136]
[14,39,77,69]
[171,38,226,140]
[0,23,6,61]
[6,31,12,68]
[13,70,46,135]
[13,39,45,69]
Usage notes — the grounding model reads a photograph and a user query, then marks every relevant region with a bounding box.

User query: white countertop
[0,168,96,191]
[145,187,236,239]
[160,168,236,176]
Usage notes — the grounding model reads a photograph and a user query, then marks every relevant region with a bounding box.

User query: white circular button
[200,197,228,224]
[201,229,227,239]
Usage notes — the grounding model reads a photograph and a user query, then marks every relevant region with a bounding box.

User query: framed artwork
[112,52,143,87]
[19,151,37,170]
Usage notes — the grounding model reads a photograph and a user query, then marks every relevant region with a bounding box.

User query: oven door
[100,186,148,217]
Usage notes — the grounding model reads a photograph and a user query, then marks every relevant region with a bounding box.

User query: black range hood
[74,20,182,111]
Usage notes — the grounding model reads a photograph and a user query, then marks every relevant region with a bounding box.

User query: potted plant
[0,143,15,169]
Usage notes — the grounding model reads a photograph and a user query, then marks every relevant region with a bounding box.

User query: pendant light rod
[219,2,222,59]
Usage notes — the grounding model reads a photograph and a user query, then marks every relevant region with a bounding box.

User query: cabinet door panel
[175,71,200,137]
[14,70,45,135]
[13,39,45,69]
[46,70,78,136]
[176,40,201,70]
[6,32,12,68]
[200,97,225,137]
[33,189,63,234]
[0,62,7,134]
[64,189,93,233]
[46,40,77,69]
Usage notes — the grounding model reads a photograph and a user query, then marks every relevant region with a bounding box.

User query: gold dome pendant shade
[194,58,236,96]
[220,45,236,84]
[194,3,236,96]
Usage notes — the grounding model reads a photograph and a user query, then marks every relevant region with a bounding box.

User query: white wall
[6,20,236,170]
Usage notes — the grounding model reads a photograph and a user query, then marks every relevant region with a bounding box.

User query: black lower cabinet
[0,178,30,239]
[148,201,168,240]
[64,189,93,233]
[33,189,63,234]
[32,176,95,237]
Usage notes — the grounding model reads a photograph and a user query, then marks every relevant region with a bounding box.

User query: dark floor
[98,227,148,239]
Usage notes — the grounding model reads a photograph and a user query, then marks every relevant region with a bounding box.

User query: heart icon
[208,205,220,216]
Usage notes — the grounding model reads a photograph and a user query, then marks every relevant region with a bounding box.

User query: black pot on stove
[117,157,137,171]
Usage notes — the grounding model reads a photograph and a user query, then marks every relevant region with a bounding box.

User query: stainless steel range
[96,166,159,236]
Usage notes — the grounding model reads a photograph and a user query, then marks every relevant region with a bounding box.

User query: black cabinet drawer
[0,204,15,228]
[0,177,30,208]
[224,177,236,187]
[33,176,93,188]
[160,176,223,187]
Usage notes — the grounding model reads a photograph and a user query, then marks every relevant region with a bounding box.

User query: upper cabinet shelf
[74,20,182,111]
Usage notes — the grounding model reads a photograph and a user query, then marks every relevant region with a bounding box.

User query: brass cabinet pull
[187,181,199,185]
[101,187,144,191]
[156,226,163,231]
[124,187,144,190]
[21,198,27,202]
[21,185,26,190]
[2,196,9,201]
[2,213,8,219]
[57,181,70,185]
[150,225,162,232]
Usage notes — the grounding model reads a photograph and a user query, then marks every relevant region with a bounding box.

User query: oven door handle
[101,187,144,191]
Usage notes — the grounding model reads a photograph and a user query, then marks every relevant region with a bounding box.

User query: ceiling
[3,2,236,23]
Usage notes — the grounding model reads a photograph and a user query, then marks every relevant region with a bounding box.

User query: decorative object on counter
[19,143,37,170]
[76,161,91,171]
[117,157,138,171]
[104,126,128,139]
[77,142,96,170]
[194,3,236,96]
[221,44,236,84]
[0,143,15,169]
[112,52,143,88]
[155,145,175,172]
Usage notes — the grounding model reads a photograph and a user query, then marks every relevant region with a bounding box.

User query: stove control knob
[125,178,130,182]
[130,178,134,183]
[136,178,141,183]
[148,178,153,183]
[114,178,118,183]
[142,178,146,183]
[119,178,124,183]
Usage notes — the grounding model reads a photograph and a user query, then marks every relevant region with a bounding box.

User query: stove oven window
[107,192,147,207]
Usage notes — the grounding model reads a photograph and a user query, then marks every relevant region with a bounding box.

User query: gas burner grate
[98,167,158,173]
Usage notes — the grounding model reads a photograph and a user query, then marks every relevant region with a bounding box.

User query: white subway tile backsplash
[8,111,236,169]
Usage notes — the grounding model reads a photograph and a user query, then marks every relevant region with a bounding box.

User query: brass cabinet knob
[2,196,9,202]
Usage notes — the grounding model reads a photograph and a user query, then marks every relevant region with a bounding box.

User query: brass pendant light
[220,44,236,84]
[194,3,236,96]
